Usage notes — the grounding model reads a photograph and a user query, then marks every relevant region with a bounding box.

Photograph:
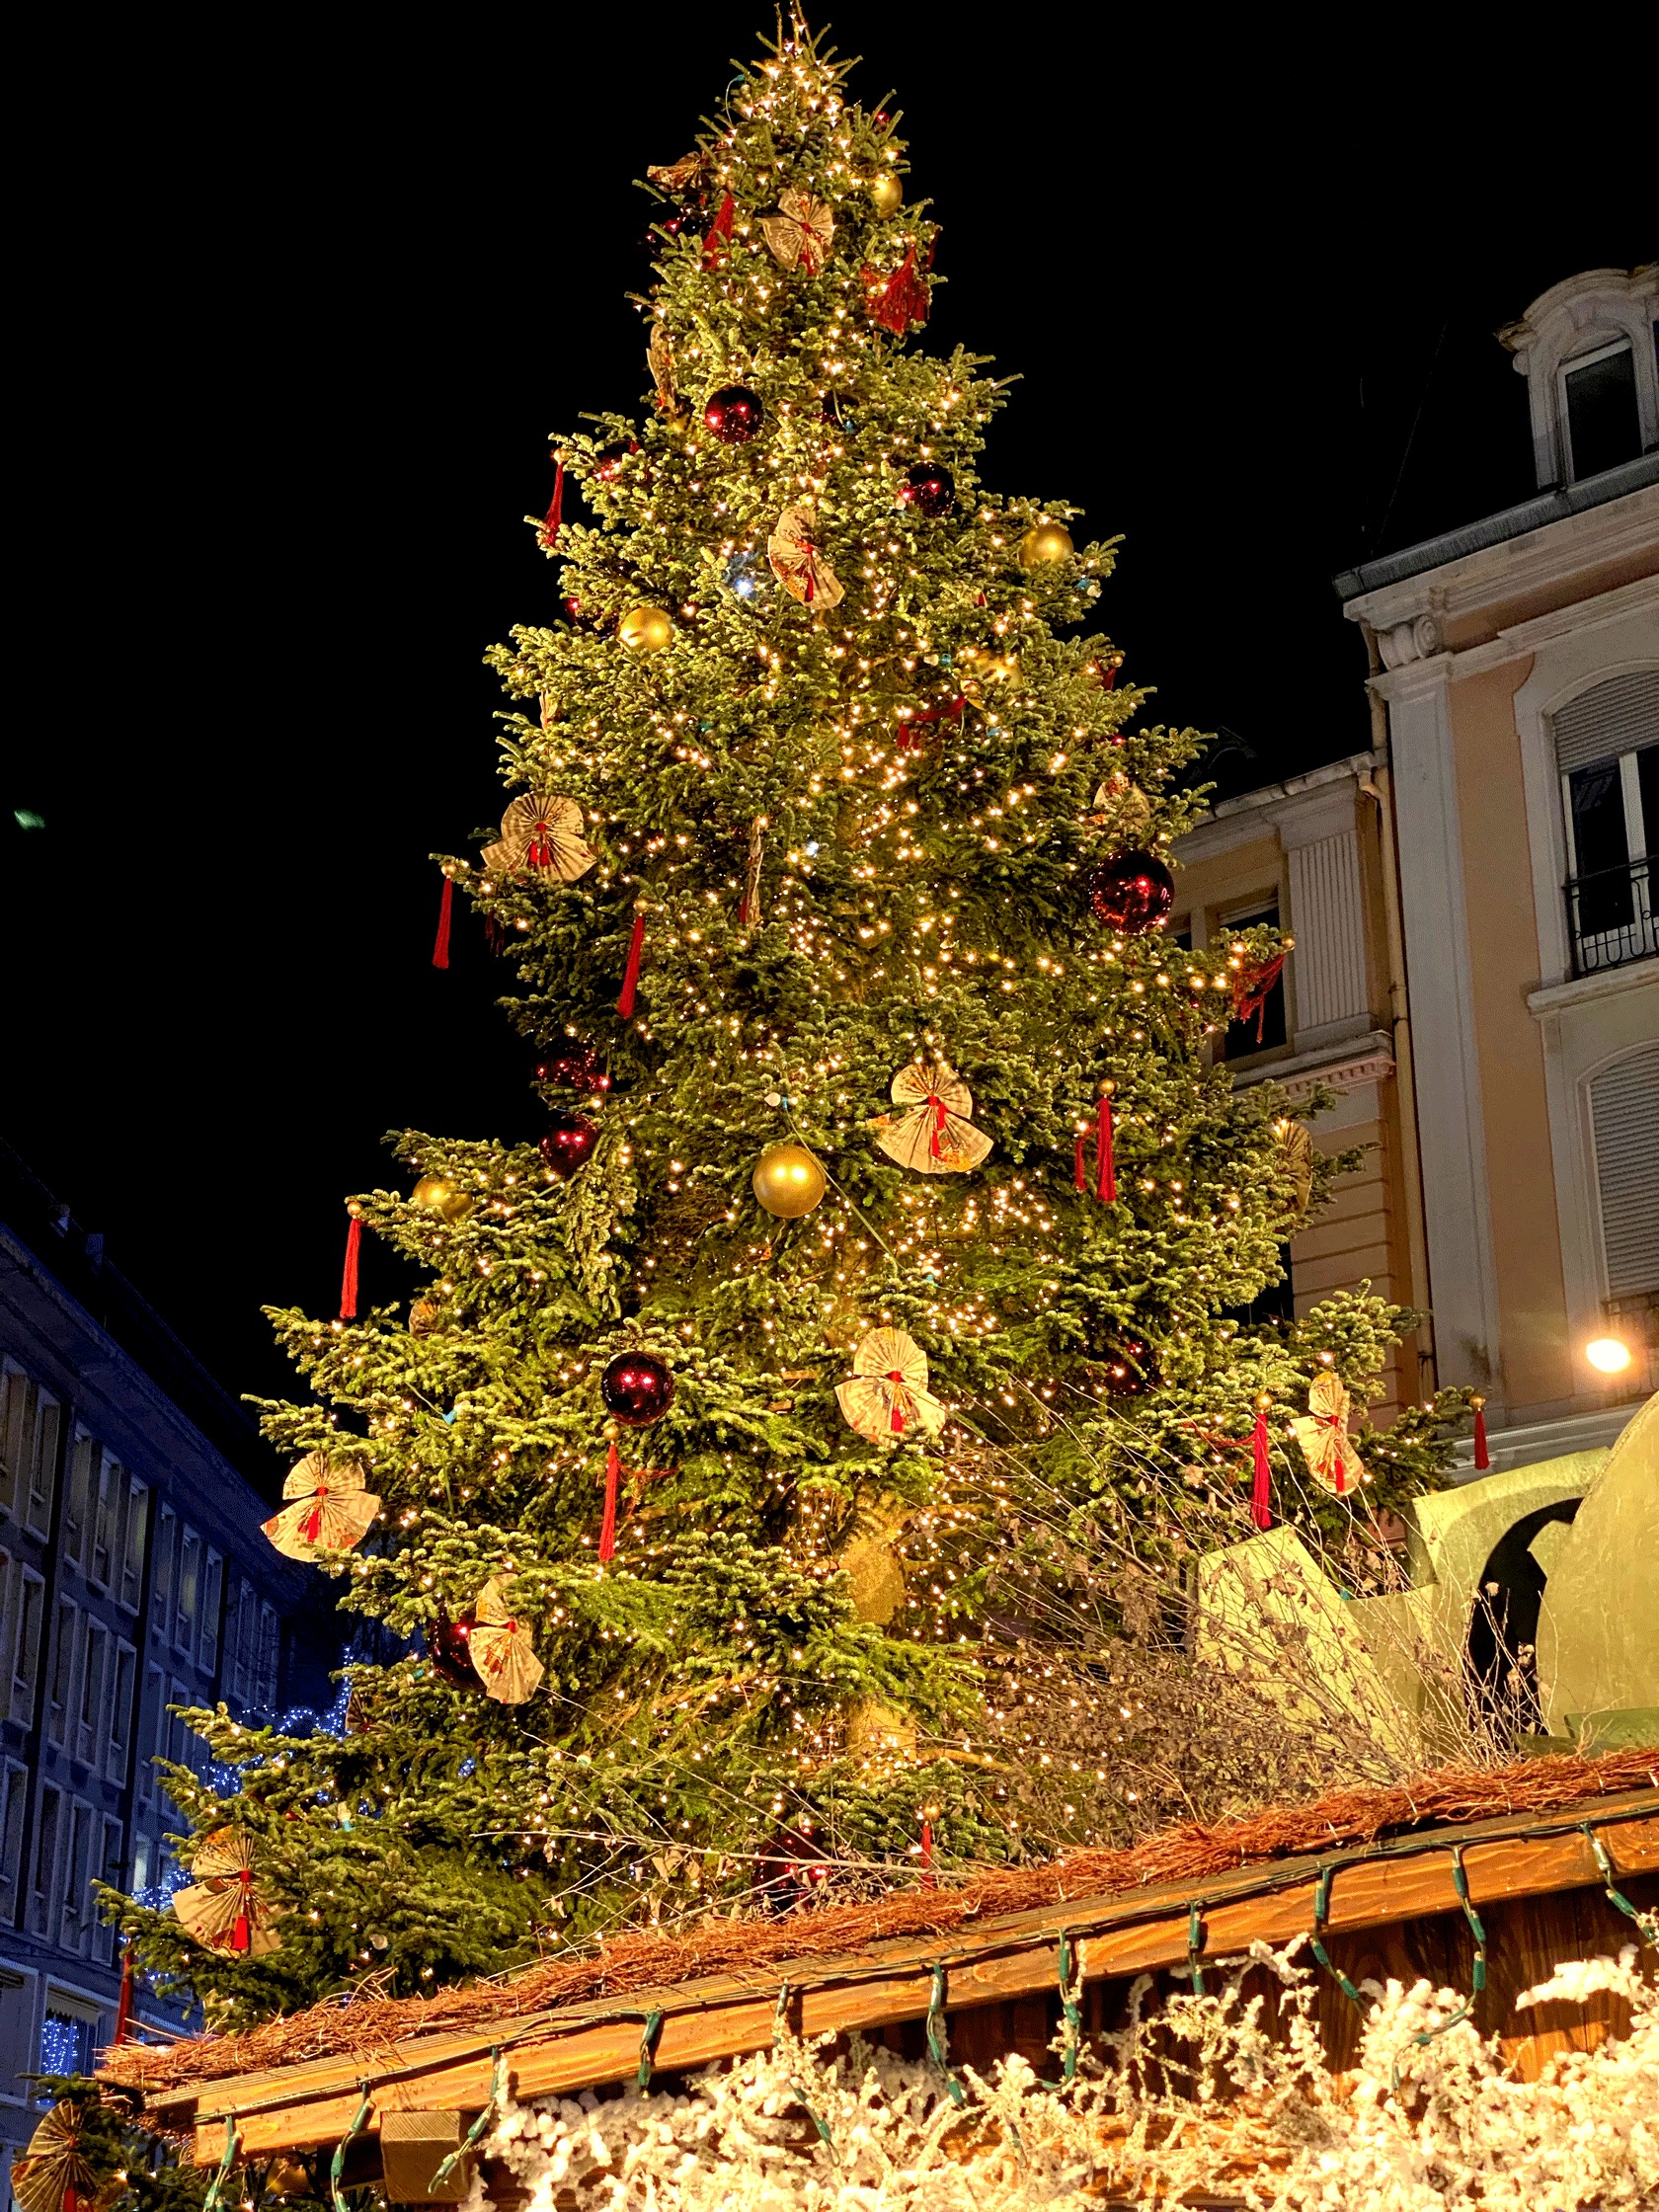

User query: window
[1590,1046,1659,1302]
[94,1817,123,1962]
[1561,341,1642,479]
[119,1480,148,1614]
[175,1529,200,1657]
[0,1364,61,1538]
[135,1664,166,1810]
[1221,904,1287,1059]
[130,1831,155,1901]
[151,1508,177,1640]
[199,1550,224,1679]
[258,1604,281,1709]
[6,1561,44,1726]
[1556,673,1659,976]
[230,1579,259,1706]
[91,1456,123,1592]
[29,1783,62,1937]
[46,1598,80,1749]
[107,1640,136,1784]
[76,1619,109,1767]
[40,2001,99,2078]
[62,1430,97,1572]
[0,1757,29,1915]
[59,1799,95,1952]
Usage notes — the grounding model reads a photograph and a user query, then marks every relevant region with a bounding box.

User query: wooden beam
[183,1800,1659,2161]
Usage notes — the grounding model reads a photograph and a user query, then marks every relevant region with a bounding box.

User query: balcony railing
[1566,857,1658,977]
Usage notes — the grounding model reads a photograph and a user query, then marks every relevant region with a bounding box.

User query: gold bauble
[618,603,673,652]
[412,1174,471,1224]
[1019,520,1074,568]
[751,1143,828,1219]
[868,172,903,215]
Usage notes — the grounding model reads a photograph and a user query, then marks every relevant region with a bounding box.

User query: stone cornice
[1527,956,1659,1019]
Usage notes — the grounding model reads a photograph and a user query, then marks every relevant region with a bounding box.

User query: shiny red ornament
[601,1351,674,1427]
[704,385,764,445]
[899,462,955,518]
[1088,849,1175,933]
[540,1108,598,1179]
[427,1615,477,1689]
[536,1043,610,1094]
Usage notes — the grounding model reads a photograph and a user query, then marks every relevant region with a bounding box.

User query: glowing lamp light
[1585,1337,1631,1375]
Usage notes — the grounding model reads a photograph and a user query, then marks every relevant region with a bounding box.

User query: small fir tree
[112,20,1462,2029]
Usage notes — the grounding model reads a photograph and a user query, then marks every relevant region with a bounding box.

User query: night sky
[6,12,1647,1412]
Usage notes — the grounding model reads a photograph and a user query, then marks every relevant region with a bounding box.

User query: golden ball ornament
[868,172,903,215]
[412,1174,471,1224]
[618,603,673,652]
[752,1143,828,1219]
[1019,520,1074,568]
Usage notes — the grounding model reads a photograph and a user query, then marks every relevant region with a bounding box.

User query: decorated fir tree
[112,20,1464,2030]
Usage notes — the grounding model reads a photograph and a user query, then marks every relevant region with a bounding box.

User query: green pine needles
[111,20,1466,2031]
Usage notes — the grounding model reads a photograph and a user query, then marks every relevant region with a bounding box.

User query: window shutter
[1553,671,1659,776]
[1591,1044,1659,1298]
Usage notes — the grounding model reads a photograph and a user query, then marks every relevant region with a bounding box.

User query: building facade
[0,1148,328,2172]
[1176,268,1656,1469]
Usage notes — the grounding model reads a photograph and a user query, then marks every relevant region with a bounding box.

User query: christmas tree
[112,21,1462,2030]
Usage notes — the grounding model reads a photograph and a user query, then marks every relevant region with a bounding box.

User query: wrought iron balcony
[1566,856,1657,977]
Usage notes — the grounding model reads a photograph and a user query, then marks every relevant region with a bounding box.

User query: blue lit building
[0,1146,332,2170]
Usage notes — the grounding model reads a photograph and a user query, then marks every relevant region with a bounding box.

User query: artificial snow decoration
[835,1327,946,1445]
[262,1451,380,1561]
[1292,1369,1356,1495]
[873,1058,991,1176]
[481,793,596,882]
[467,1575,544,1704]
[464,1937,1659,2211]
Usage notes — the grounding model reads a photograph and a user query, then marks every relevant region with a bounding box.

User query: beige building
[1178,266,1658,1465]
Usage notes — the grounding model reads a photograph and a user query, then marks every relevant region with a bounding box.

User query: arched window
[1556,672,1659,974]
[1589,1044,1659,1302]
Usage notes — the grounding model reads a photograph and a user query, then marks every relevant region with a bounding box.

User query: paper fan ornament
[13,2102,99,2212]
[874,1059,991,1176]
[647,323,676,411]
[481,793,596,882]
[1272,1117,1315,1223]
[836,1327,947,1445]
[766,505,844,609]
[647,151,709,194]
[262,1452,380,1562]
[761,189,835,274]
[172,1829,284,1957]
[1292,1372,1357,1495]
[468,1576,544,1704]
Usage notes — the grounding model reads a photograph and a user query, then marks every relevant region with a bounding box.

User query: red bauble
[900,463,955,518]
[427,1615,477,1689]
[540,1108,598,1179]
[600,1351,674,1427]
[1088,850,1174,933]
[1099,1339,1154,1397]
[592,442,635,483]
[704,385,764,445]
[536,1043,610,1094]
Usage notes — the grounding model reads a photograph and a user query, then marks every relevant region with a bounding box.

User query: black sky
[6,9,1648,1409]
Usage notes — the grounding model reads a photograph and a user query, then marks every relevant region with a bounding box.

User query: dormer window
[1560,340,1642,480]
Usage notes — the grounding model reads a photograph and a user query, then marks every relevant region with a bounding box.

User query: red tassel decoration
[929,1095,947,1160]
[537,457,565,552]
[702,194,735,268]
[1096,1092,1117,1204]
[1233,954,1286,1042]
[1250,1402,1272,1531]
[597,1442,621,1564]
[1073,1133,1086,1193]
[232,1869,253,1953]
[919,1815,936,1890]
[866,245,930,335]
[339,1211,360,1321]
[618,911,646,1017]
[113,1942,135,2045]
[1472,1395,1490,1470]
[433,875,453,970]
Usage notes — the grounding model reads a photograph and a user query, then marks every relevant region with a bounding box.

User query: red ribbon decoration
[299,1488,328,1544]
[887,1370,908,1434]
[702,194,735,268]
[1473,1399,1490,1470]
[919,1816,936,1889]
[432,875,453,970]
[1250,1406,1272,1531]
[113,1942,135,2045]
[864,245,930,335]
[232,1868,253,1953]
[597,1442,621,1564]
[339,1213,360,1321]
[897,694,966,750]
[537,457,564,552]
[1096,1094,1117,1204]
[929,1095,948,1159]
[1233,954,1285,1042]
[527,818,555,869]
[618,911,646,1017]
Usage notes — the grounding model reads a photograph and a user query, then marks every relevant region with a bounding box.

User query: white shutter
[1591,1044,1659,1297]
[1554,671,1659,775]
